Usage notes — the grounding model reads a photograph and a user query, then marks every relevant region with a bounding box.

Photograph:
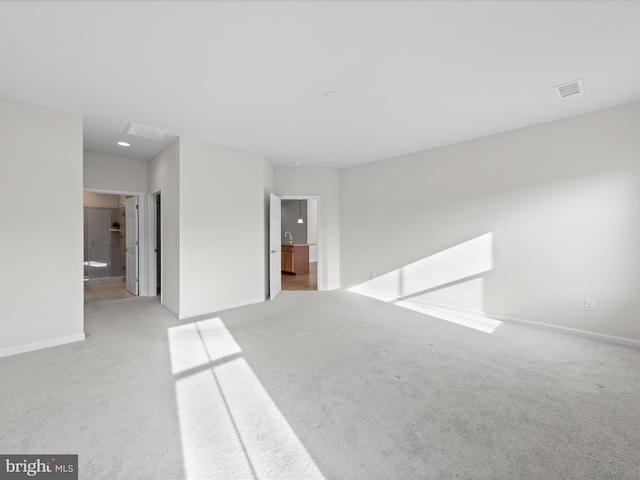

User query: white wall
[263,157,274,299]
[149,139,181,316]
[178,138,267,318]
[0,96,84,356]
[84,151,148,193]
[274,167,340,290]
[341,101,640,341]
[84,151,150,294]
[281,200,308,244]
[83,192,125,209]
[307,198,318,262]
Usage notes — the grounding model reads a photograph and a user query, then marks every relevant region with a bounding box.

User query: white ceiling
[1,1,639,168]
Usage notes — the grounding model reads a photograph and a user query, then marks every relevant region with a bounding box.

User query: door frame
[269,193,282,299]
[83,188,147,296]
[148,191,161,300]
[125,196,139,295]
[279,195,322,290]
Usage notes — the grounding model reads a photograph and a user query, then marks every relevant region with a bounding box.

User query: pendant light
[297,200,304,224]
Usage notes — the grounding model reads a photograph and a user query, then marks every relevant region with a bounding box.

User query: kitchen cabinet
[281,244,309,275]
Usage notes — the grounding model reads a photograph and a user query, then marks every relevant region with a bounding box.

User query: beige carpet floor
[1,290,639,479]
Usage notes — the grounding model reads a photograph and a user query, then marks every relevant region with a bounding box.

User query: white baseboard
[345,287,640,349]
[407,298,640,349]
[488,311,640,349]
[178,297,265,320]
[0,334,85,358]
[161,303,179,318]
[346,286,399,303]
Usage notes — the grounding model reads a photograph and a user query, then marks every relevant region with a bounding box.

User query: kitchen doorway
[280,198,318,291]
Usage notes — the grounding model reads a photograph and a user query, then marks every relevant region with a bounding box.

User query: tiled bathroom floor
[84,282,134,304]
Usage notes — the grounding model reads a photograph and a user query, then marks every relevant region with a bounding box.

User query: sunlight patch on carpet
[168,318,241,374]
[170,317,325,480]
[396,301,502,334]
[347,233,501,333]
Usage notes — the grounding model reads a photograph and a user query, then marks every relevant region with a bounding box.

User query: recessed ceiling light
[323,90,338,98]
[293,161,301,166]
[117,141,130,147]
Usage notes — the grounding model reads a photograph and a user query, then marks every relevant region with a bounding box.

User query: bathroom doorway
[83,191,139,303]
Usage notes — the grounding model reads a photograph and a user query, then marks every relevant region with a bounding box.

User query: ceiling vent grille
[124,122,170,141]
[555,79,584,99]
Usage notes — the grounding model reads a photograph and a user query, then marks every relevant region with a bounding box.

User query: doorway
[83,191,141,303]
[280,198,318,291]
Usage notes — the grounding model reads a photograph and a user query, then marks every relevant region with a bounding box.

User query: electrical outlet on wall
[585,299,596,311]
[370,272,376,279]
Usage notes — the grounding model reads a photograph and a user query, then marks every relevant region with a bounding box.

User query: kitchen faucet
[284,231,293,244]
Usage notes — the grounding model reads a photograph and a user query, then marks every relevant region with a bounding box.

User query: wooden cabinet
[281,244,309,275]
[282,247,294,273]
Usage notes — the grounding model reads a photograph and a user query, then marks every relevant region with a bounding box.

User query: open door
[269,193,281,299]
[125,196,139,295]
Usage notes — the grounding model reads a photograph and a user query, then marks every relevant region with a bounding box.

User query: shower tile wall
[110,207,125,277]
[84,207,125,280]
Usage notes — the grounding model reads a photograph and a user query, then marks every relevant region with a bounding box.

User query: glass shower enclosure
[83,206,125,282]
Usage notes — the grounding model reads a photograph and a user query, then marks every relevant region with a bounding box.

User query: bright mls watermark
[0,455,77,479]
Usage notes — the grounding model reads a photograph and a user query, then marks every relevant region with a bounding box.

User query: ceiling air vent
[554,79,585,99]
[124,122,170,141]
